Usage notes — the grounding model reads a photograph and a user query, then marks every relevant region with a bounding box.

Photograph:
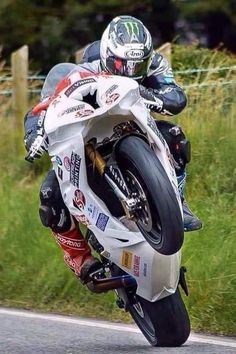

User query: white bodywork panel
[44,72,182,301]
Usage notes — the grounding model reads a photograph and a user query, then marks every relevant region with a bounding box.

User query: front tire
[115,135,184,255]
[129,289,190,347]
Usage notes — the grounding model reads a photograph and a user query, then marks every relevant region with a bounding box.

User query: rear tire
[115,135,184,255]
[129,289,190,347]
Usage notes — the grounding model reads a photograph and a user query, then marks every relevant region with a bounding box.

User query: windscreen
[41,63,77,99]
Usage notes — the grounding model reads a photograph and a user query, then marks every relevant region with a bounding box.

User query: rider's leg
[39,169,102,282]
[156,120,202,232]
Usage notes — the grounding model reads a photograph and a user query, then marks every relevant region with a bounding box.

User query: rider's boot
[52,226,103,283]
[177,172,202,232]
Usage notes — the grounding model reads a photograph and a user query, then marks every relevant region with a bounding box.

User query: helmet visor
[106,53,150,79]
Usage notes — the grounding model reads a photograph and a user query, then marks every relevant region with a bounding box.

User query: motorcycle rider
[24,15,202,284]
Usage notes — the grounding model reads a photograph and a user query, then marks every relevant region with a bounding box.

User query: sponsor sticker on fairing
[75,214,90,226]
[58,104,86,117]
[96,213,109,231]
[143,262,148,277]
[87,203,99,220]
[101,84,118,100]
[64,156,71,171]
[105,93,120,105]
[52,98,61,107]
[133,255,140,277]
[147,115,166,146]
[121,250,133,269]
[56,156,62,165]
[73,189,86,210]
[70,152,81,188]
[75,108,94,118]
[57,166,63,180]
[64,78,96,97]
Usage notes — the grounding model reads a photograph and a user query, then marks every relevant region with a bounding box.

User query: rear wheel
[129,289,190,347]
[115,135,184,255]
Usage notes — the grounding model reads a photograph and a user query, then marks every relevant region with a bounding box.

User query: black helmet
[100,15,153,79]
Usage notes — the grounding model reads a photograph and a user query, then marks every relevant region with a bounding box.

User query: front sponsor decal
[143,262,148,277]
[105,93,120,105]
[75,214,90,226]
[64,78,96,97]
[133,255,140,277]
[75,108,94,118]
[59,104,86,117]
[73,189,86,210]
[70,152,81,188]
[56,156,62,165]
[101,84,118,99]
[96,213,109,231]
[52,98,60,107]
[147,114,158,135]
[87,203,99,220]
[58,166,63,180]
[121,250,133,269]
[64,156,71,171]
[147,115,166,146]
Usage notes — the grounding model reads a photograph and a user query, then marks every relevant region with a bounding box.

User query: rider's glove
[25,110,49,162]
[139,85,163,112]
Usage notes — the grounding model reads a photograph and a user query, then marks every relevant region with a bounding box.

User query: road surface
[0,307,235,354]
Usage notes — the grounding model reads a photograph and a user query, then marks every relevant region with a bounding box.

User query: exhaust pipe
[87,275,137,293]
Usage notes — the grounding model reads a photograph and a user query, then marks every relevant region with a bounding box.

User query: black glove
[24,110,49,162]
[139,85,163,112]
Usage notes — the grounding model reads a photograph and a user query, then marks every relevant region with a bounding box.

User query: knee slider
[39,205,56,228]
[39,205,72,232]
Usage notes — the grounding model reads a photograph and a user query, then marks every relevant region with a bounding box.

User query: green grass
[0,170,129,322]
[0,44,236,335]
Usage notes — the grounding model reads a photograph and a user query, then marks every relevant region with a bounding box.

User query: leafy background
[0,0,235,72]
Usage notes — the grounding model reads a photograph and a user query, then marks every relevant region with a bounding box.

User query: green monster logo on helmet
[124,21,140,38]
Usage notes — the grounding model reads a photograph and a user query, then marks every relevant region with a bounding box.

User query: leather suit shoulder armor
[80,41,101,63]
[148,52,169,77]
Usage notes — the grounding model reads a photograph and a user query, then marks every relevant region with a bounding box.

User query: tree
[175,0,236,52]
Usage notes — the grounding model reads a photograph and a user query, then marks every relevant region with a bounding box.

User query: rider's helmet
[100,15,153,80]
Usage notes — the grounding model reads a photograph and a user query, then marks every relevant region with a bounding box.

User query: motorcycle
[28,63,190,347]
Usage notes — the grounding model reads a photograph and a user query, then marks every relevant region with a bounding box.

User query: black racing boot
[177,173,202,232]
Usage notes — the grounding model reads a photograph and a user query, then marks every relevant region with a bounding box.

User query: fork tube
[85,143,106,175]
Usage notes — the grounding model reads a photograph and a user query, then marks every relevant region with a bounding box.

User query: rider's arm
[140,53,187,115]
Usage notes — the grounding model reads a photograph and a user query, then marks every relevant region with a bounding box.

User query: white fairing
[44,70,182,302]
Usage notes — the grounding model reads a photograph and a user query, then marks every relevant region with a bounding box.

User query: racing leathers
[24,41,202,282]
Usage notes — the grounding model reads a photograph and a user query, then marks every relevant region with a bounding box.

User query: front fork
[85,142,139,219]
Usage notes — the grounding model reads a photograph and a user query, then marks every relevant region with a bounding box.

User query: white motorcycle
[28,63,190,347]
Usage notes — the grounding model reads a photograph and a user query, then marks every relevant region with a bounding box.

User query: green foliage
[2,0,235,72]
[0,172,128,321]
[176,0,236,21]
[0,45,236,334]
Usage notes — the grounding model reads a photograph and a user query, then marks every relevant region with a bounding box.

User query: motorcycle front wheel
[115,135,184,255]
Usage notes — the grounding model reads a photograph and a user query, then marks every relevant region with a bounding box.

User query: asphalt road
[0,308,236,354]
